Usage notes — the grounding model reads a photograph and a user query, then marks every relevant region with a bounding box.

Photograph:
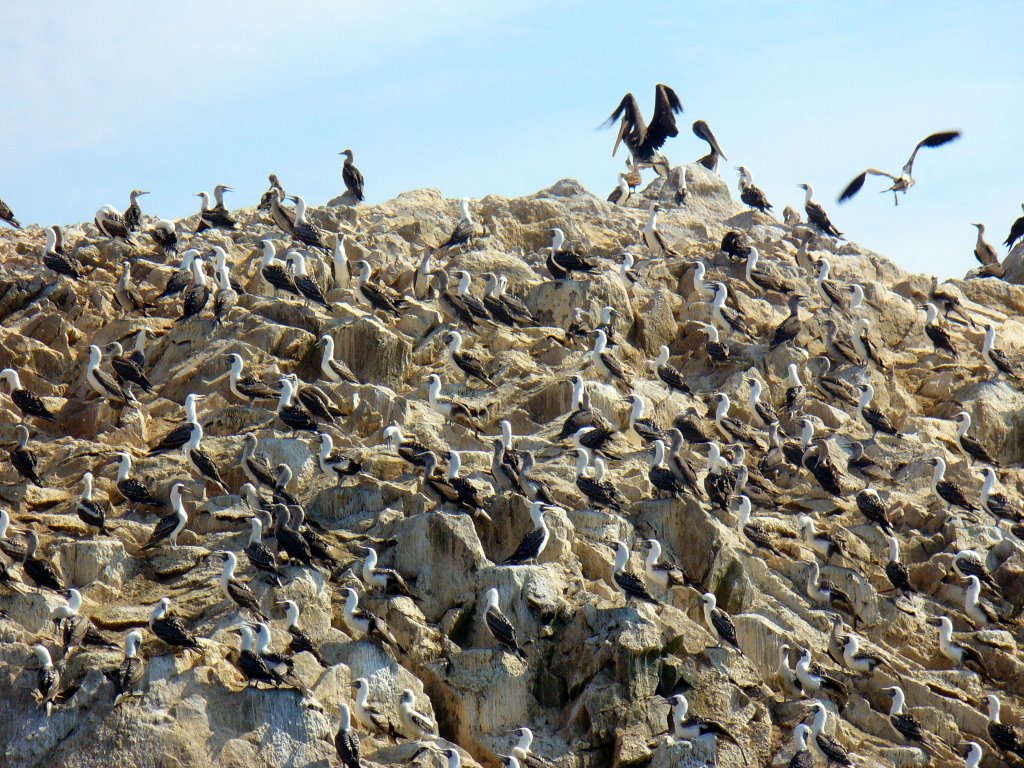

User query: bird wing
[644,84,683,154]
[504,526,545,563]
[1005,215,1024,249]
[602,92,644,157]
[143,512,180,548]
[838,169,897,202]
[904,130,961,176]
[691,120,726,158]
[711,608,738,646]
[486,607,522,651]
[615,570,659,602]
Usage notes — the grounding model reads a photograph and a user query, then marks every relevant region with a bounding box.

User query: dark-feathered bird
[838,131,961,205]
[692,120,727,171]
[798,183,842,238]
[339,149,365,201]
[602,84,683,164]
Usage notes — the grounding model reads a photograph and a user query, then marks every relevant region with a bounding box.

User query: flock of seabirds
[2,83,1024,768]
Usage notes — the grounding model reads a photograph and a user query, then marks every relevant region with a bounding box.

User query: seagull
[602,84,683,165]
[483,587,528,659]
[798,184,842,238]
[838,131,961,205]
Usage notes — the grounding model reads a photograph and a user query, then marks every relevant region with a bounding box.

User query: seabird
[41,225,82,279]
[665,428,702,496]
[483,587,528,659]
[703,441,733,510]
[349,678,389,732]
[334,703,361,768]
[573,449,620,511]
[1003,203,1024,250]
[788,723,814,768]
[268,187,296,235]
[951,411,995,466]
[382,425,432,468]
[0,197,21,228]
[245,516,282,586]
[559,375,609,440]
[105,341,153,395]
[112,630,146,706]
[434,270,479,327]
[259,174,284,210]
[573,424,621,461]
[746,248,794,294]
[664,693,746,758]
[852,318,887,370]
[641,538,688,590]
[545,227,599,280]
[354,260,405,316]
[149,597,200,652]
[838,131,961,205]
[283,250,330,310]
[712,393,763,448]
[212,262,239,325]
[482,272,523,326]
[602,84,683,164]
[235,625,287,688]
[963,574,999,627]
[123,189,148,231]
[453,270,493,322]
[342,587,400,649]
[692,120,727,171]
[799,516,844,561]
[643,203,675,257]
[841,635,884,674]
[846,441,886,482]
[140,482,190,550]
[737,166,773,212]
[798,184,843,238]
[652,346,691,398]
[972,223,1001,269]
[919,302,958,357]
[986,695,1024,761]
[925,456,977,513]
[95,204,132,240]
[883,535,914,596]
[194,187,237,232]
[690,260,717,300]
[607,173,631,205]
[734,495,784,556]
[84,344,135,405]
[980,467,1019,521]
[881,685,934,752]
[32,645,60,717]
[176,256,210,324]
[180,417,227,491]
[700,592,741,651]
[259,240,301,300]
[22,530,65,592]
[595,306,620,348]
[981,324,1020,378]
[814,259,846,309]
[332,236,351,290]
[316,433,361,485]
[287,195,331,253]
[501,501,553,565]
[794,647,848,701]
[609,540,659,604]
[623,394,663,443]
[147,219,178,256]
[358,545,414,599]
[398,689,438,741]
[253,622,307,691]
[239,434,276,491]
[9,424,42,486]
[927,615,987,677]
[953,549,999,593]
[52,587,117,655]
[271,504,314,568]
[495,275,535,325]
[857,384,901,439]
[805,560,856,619]
[802,441,846,497]
[275,378,319,434]
[710,281,748,336]
[700,322,730,365]
[75,471,110,533]
[444,330,494,386]
[648,439,688,500]
[744,374,778,429]
[808,701,853,767]
[0,368,57,423]
[438,198,475,250]
[225,353,278,407]
[339,149,365,201]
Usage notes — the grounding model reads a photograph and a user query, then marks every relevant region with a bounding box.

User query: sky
[2,1,1022,279]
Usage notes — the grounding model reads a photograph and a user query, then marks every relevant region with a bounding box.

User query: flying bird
[838,131,961,205]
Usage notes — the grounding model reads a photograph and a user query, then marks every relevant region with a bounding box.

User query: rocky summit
[2,165,1024,768]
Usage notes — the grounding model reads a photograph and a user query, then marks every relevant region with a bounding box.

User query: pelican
[601,84,683,164]
[692,119,727,171]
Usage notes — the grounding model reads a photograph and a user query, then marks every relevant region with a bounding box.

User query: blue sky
[2,1,1021,278]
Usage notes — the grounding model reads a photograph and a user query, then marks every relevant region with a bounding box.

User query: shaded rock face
[1,167,1024,768]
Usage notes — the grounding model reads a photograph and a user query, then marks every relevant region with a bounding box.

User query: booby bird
[41,225,82,279]
[690,260,717,300]
[802,441,846,498]
[156,249,199,302]
[95,204,132,240]
[0,197,20,227]
[275,378,319,434]
[267,187,296,235]
[315,433,361,485]
[149,597,200,651]
[284,251,330,309]
[259,174,284,210]
[481,272,522,326]
[559,375,608,440]
[702,441,733,510]
[194,188,236,232]
[176,256,210,324]
[982,323,1021,378]
[383,425,432,468]
[664,693,746,758]
[453,270,493,323]
[814,259,846,309]
[643,203,675,257]
[284,374,343,425]
[105,341,153,396]
[147,219,178,257]
[927,616,987,677]
[438,198,475,250]
[640,538,689,590]
[602,84,683,164]
[925,456,977,513]
[339,149,365,201]
[342,587,400,648]
[245,516,282,586]
[1003,203,1024,250]
[271,504,314,568]
[799,516,844,561]
[692,119,727,171]
[666,428,701,496]
[919,302,958,357]
[841,635,885,674]
[734,495,785,556]
[180,416,227,491]
[979,467,1019,521]
[745,248,794,294]
[647,439,688,501]
[545,227,599,280]
[501,501,553,565]
[711,393,763,448]
[253,622,308,689]
[333,704,361,768]
[112,630,146,706]
[359,545,414,599]
[259,240,301,300]
[709,281,748,336]
[75,471,110,533]
[808,701,853,767]
[972,223,1001,269]
[140,482,190,550]
[881,685,935,752]
[398,689,438,741]
[0,368,57,423]
[52,587,117,654]
[32,645,60,717]
[85,344,135,405]
[287,196,331,253]
[433,270,479,328]
[700,592,741,651]
[798,184,843,238]
[805,560,856,619]
[22,530,65,592]
[609,540,660,604]
[794,648,848,701]
[349,678,389,732]
[788,723,814,768]
[883,535,915,596]
[574,450,623,511]
[495,274,534,324]
[225,353,277,407]
[607,173,631,205]
[234,625,288,688]
[953,549,999,593]
[650,346,691,399]
[354,260,405,316]
[123,189,148,231]
[838,131,961,205]
[239,434,276,490]
[212,262,238,325]
[737,166,773,212]
[0,509,25,564]
[743,374,778,429]
[695,322,729,366]
[775,644,802,698]
[857,384,901,439]
[331,236,351,291]
[483,587,528,659]
[444,330,494,387]
[986,695,1024,761]
[950,411,995,466]
[963,574,999,626]
[9,424,42,486]
[852,317,887,370]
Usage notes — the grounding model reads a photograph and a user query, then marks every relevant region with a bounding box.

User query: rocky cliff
[1,166,1023,768]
